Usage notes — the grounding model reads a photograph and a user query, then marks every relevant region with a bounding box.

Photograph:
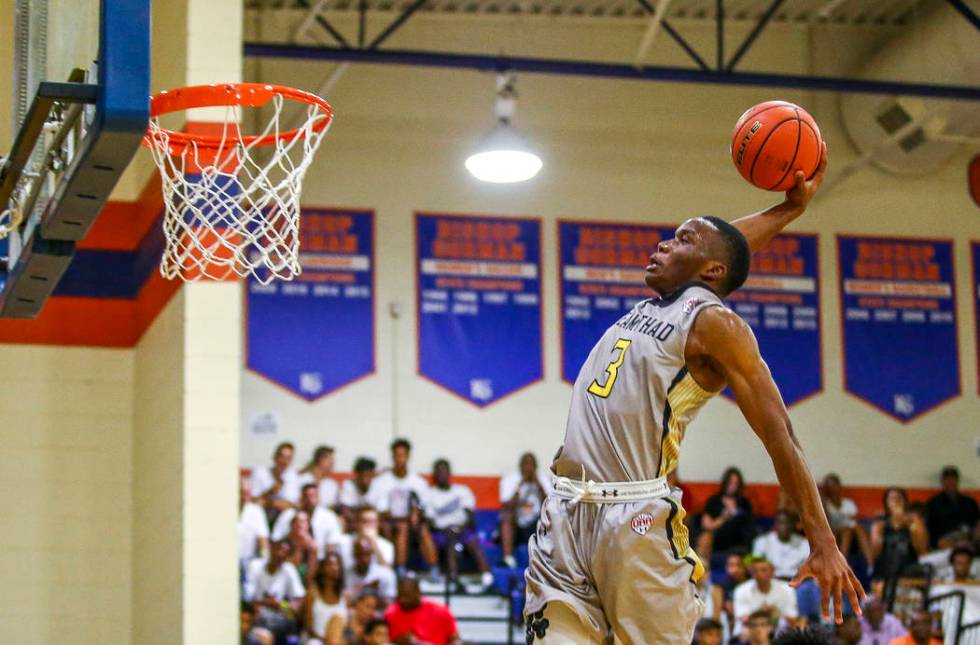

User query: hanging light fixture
[465,73,543,184]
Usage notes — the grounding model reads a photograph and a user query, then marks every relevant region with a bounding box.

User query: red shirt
[385,598,458,645]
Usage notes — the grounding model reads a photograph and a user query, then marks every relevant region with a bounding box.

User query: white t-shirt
[345,562,398,603]
[295,472,340,508]
[751,532,810,579]
[425,484,476,530]
[369,471,429,519]
[824,497,858,531]
[335,533,395,570]
[499,471,552,528]
[732,579,798,636]
[338,479,384,510]
[310,591,347,640]
[271,506,344,557]
[243,559,306,603]
[238,502,270,563]
[251,466,302,505]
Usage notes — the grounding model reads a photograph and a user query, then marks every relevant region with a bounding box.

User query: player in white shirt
[338,457,384,526]
[244,540,307,638]
[345,536,398,604]
[822,473,874,570]
[426,459,494,590]
[752,510,811,580]
[296,445,340,511]
[239,476,270,565]
[336,507,396,572]
[498,452,551,569]
[272,483,343,558]
[732,557,801,638]
[251,441,302,516]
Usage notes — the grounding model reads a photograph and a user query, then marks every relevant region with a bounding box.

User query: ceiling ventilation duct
[840,3,980,176]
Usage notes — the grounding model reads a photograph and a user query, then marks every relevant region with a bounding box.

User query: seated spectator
[822,473,873,569]
[740,609,774,645]
[241,602,273,645]
[946,545,976,582]
[252,441,302,520]
[304,552,347,645]
[243,540,306,640]
[240,476,270,566]
[772,627,837,644]
[298,445,341,511]
[337,507,396,571]
[695,617,723,645]
[698,467,757,563]
[712,549,750,624]
[425,458,494,590]
[284,510,320,584]
[733,556,800,639]
[889,610,941,645]
[343,589,382,645]
[384,576,462,645]
[273,483,344,558]
[339,457,382,526]
[926,466,978,550]
[346,536,398,604]
[498,452,550,569]
[871,488,928,586]
[859,595,906,645]
[752,510,810,580]
[836,615,862,645]
[370,439,437,572]
[363,617,393,645]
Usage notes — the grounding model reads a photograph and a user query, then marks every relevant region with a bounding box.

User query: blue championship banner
[416,212,543,406]
[246,207,375,400]
[838,236,959,421]
[724,234,822,407]
[973,241,980,396]
[559,220,674,384]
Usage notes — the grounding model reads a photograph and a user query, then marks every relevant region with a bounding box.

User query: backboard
[0,0,150,318]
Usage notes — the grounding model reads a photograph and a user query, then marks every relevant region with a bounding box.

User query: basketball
[731,100,823,192]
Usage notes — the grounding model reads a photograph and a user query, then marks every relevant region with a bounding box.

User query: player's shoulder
[690,301,752,341]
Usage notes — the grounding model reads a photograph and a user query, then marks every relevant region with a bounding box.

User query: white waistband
[552,475,671,503]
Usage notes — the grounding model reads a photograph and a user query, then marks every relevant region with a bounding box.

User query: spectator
[241,602,274,645]
[859,595,906,645]
[425,458,494,590]
[821,473,873,569]
[947,545,976,582]
[370,439,437,572]
[243,540,306,639]
[889,610,941,645]
[284,510,320,584]
[384,576,462,645]
[252,441,302,518]
[303,552,347,645]
[926,466,979,549]
[698,467,757,563]
[337,507,396,571]
[772,628,837,644]
[339,457,383,526]
[342,589,382,645]
[871,488,928,585]
[273,483,344,558]
[752,510,810,580]
[836,615,862,645]
[298,445,341,511]
[733,557,800,638]
[740,609,774,645]
[240,475,270,566]
[346,536,398,604]
[712,549,750,624]
[498,452,550,569]
[363,617,393,645]
[695,617,723,645]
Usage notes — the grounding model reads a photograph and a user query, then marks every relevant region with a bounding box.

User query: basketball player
[525,143,865,644]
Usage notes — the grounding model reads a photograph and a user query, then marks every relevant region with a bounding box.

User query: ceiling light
[465,74,542,184]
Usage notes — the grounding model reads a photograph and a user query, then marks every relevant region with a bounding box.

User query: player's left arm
[730,141,828,253]
[689,306,865,622]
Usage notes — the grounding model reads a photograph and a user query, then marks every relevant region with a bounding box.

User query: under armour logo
[526,609,550,643]
[601,489,619,498]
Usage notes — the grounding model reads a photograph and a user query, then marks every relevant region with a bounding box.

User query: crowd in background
[239,439,978,645]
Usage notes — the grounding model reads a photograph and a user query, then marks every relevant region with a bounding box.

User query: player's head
[645,216,750,297]
[433,458,451,487]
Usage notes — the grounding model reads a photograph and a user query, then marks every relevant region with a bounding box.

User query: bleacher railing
[929,589,965,645]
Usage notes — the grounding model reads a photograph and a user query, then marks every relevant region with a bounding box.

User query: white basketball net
[144,93,330,283]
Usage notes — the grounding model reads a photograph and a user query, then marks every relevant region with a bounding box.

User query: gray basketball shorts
[524,493,705,644]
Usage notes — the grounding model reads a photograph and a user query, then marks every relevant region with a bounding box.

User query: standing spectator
[343,589,382,645]
[836,615,862,645]
[252,442,302,519]
[740,609,774,645]
[695,617,724,645]
[346,536,398,604]
[752,511,810,579]
[859,596,907,645]
[733,557,800,639]
[273,484,344,557]
[363,617,393,645]
[871,488,928,585]
[243,540,306,640]
[240,476,270,565]
[498,452,550,569]
[304,552,347,645]
[712,549,750,625]
[337,507,396,572]
[298,445,341,511]
[926,466,979,549]
[888,610,941,645]
[284,511,320,584]
[339,457,383,525]
[698,467,757,563]
[370,439,437,572]
[822,474,874,569]
[425,458,494,590]
[384,577,462,645]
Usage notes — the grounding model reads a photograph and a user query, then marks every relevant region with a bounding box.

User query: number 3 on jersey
[587,338,632,398]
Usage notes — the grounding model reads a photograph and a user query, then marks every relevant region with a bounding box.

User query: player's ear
[700,260,727,285]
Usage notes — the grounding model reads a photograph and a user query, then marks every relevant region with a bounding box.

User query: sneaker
[503,555,518,569]
[426,566,444,583]
[481,571,495,590]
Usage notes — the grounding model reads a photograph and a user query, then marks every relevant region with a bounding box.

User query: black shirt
[926,491,979,548]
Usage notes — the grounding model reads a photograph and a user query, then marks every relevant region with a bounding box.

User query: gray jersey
[554,283,724,482]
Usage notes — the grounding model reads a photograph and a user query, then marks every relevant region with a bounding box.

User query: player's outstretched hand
[784,141,828,211]
[789,541,865,624]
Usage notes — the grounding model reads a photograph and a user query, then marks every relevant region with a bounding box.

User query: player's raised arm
[687,305,865,623]
[730,141,828,253]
